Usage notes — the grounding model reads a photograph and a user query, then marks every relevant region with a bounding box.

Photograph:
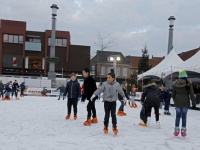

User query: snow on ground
[0,96,200,150]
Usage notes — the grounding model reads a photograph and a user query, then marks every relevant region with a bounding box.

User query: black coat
[64,79,81,99]
[141,83,160,107]
[82,76,97,100]
[118,88,129,100]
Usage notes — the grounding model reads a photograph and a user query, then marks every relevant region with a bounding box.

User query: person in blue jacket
[20,82,26,97]
[63,73,81,120]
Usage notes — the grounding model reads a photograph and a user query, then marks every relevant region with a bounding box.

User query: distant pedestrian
[20,82,26,97]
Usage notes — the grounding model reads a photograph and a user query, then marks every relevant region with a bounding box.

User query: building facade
[0,19,90,78]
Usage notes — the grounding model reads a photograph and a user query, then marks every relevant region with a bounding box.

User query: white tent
[138,49,183,80]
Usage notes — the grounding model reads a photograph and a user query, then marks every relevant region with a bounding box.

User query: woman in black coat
[141,81,160,128]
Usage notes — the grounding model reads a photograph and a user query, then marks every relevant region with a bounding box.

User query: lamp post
[61,67,63,78]
[108,55,120,76]
[48,4,59,88]
[167,16,176,54]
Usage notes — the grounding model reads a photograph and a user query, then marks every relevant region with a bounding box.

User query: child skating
[91,73,126,135]
[130,85,137,108]
[56,83,65,100]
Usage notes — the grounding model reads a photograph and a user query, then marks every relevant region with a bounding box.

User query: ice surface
[0,97,200,150]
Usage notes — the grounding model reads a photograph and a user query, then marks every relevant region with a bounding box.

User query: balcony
[25,42,41,51]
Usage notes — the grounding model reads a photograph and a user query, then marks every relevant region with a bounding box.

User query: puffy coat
[12,83,19,89]
[172,79,195,107]
[20,83,25,90]
[6,84,12,92]
[141,83,160,107]
[64,79,81,99]
[82,76,97,100]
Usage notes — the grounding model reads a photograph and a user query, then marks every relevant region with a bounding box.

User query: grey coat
[94,81,125,102]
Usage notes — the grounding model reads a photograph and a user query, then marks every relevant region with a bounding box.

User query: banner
[24,87,60,96]
[13,57,17,66]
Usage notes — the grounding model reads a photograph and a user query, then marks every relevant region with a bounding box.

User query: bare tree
[94,32,116,83]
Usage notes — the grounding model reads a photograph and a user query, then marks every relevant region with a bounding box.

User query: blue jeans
[164,98,170,111]
[119,101,124,111]
[175,107,188,127]
[12,88,18,97]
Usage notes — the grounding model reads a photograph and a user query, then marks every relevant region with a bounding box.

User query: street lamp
[167,16,176,54]
[108,55,121,76]
[48,4,59,88]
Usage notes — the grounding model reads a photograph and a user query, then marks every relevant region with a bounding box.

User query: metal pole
[142,71,143,92]
[61,67,63,78]
[170,66,172,89]
[168,27,173,54]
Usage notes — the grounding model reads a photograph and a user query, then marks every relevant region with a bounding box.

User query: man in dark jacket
[64,73,81,120]
[20,82,26,97]
[82,68,98,126]
[0,80,4,99]
[141,81,160,128]
[172,70,196,137]
[12,80,19,99]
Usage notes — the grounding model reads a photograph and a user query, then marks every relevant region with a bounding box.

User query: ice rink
[0,96,200,150]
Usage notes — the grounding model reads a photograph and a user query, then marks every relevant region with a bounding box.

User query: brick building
[0,19,90,78]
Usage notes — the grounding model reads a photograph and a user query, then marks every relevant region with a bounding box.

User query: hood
[173,79,191,88]
[106,80,116,85]
[144,83,157,88]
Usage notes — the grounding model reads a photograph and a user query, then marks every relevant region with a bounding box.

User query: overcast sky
[1,0,200,58]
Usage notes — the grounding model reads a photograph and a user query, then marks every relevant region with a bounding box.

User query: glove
[78,97,81,101]
[90,94,96,101]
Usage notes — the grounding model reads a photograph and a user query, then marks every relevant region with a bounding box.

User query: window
[9,35,13,43]
[48,38,51,45]
[92,65,95,70]
[14,35,18,43]
[32,38,41,43]
[123,68,127,76]
[101,66,105,75]
[116,67,120,76]
[107,67,112,74]
[19,35,23,43]
[63,39,67,46]
[3,34,8,42]
[57,39,62,46]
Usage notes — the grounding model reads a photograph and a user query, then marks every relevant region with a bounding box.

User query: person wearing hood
[91,73,126,135]
[141,80,160,128]
[172,70,196,137]
[64,73,81,120]
[81,68,98,125]
[20,82,26,97]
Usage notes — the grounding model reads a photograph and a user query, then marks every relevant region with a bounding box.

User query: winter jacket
[118,88,129,100]
[0,82,4,90]
[172,79,196,107]
[12,83,19,89]
[141,83,160,107]
[158,89,164,102]
[56,86,65,93]
[82,76,97,100]
[94,80,125,102]
[127,86,132,95]
[5,84,12,92]
[193,87,200,94]
[64,79,81,99]
[20,83,25,90]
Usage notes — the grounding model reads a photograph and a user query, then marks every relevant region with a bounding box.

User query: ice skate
[74,115,77,120]
[121,111,127,116]
[83,118,92,126]
[117,110,121,115]
[147,117,151,126]
[174,127,180,136]
[91,117,98,123]
[113,126,118,135]
[65,114,70,120]
[138,120,147,127]
[181,127,187,137]
[156,121,161,129]
[103,126,108,134]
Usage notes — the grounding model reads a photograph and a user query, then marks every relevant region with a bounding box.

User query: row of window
[100,66,127,76]
[3,34,23,43]
[48,38,67,47]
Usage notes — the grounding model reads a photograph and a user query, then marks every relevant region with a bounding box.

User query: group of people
[0,80,26,100]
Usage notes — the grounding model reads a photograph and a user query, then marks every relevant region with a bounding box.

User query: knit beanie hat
[178,70,188,78]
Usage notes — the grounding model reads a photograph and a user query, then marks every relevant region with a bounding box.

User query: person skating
[141,80,160,129]
[130,85,138,108]
[4,81,12,100]
[12,80,19,99]
[126,83,132,106]
[64,73,81,120]
[56,83,65,100]
[117,81,129,116]
[0,80,4,100]
[91,73,126,135]
[172,70,196,137]
[81,68,98,125]
[163,88,172,115]
[19,82,26,97]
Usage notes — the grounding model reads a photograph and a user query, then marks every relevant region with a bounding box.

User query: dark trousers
[67,98,78,115]
[87,100,96,118]
[0,89,3,97]
[21,89,24,95]
[12,88,18,97]
[146,105,159,121]
[104,101,117,127]
[164,98,170,111]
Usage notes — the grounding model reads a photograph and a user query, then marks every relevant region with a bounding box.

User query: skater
[172,70,196,137]
[81,68,98,126]
[158,85,164,110]
[141,80,160,128]
[126,83,132,106]
[12,80,19,99]
[130,85,138,108]
[193,84,200,105]
[64,73,81,120]
[97,84,101,101]
[0,80,4,100]
[41,87,49,96]
[117,81,129,116]
[4,81,12,100]
[91,73,126,135]
[163,88,172,115]
[80,84,85,102]
[56,83,65,100]
[19,82,26,97]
